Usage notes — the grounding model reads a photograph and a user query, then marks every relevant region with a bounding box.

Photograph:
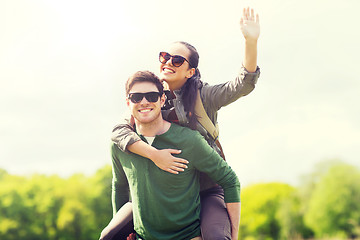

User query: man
[100,71,240,240]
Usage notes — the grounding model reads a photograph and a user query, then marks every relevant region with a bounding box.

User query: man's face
[127,82,165,124]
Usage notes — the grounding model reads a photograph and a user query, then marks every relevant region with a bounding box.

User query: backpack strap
[195,89,226,160]
[194,89,219,141]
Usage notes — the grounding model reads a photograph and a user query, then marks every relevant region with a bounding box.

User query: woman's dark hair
[176,41,202,130]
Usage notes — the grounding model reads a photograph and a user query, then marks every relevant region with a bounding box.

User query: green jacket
[112,123,240,240]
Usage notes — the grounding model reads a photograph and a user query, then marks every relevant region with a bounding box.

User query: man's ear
[160,93,166,106]
[186,68,196,79]
[126,98,130,107]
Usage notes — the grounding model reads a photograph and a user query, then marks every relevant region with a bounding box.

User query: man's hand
[126,233,136,240]
[150,149,189,174]
[240,7,260,42]
[226,202,241,240]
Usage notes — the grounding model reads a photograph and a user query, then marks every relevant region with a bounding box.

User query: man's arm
[189,131,241,237]
[111,143,130,214]
[191,133,241,203]
[226,202,241,240]
[102,144,134,240]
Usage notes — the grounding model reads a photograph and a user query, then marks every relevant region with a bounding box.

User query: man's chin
[134,116,155,124]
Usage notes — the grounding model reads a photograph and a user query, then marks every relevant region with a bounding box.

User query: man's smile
[138,108,153,113]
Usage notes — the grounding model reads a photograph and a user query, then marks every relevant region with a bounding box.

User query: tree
[304,162,360,238]
[0,174,30,240]
[0,168,8,179]
[239,182,294,240]
[88,165,113,233]
[275,191,313,239]
[0,165,113,240]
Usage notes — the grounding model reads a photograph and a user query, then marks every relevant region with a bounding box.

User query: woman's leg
[200,185,232,240]
[110,220,135,240]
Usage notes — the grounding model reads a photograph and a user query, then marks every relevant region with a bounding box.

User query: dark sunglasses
[128,92,162,103]
[159,52,190,67]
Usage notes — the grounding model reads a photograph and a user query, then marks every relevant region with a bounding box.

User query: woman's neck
[167,79,187,91]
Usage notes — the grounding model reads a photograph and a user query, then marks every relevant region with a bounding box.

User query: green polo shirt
[112,123,240,240]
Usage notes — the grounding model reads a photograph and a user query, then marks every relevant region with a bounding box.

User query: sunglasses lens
[129,92,161,103]
[129,93,144,103]
[159,52,170,64]
[145,92,161,102]
[159,52,187,67]
[172,56,186,67]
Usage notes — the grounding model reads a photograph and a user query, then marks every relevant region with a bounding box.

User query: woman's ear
[186,68,196,79]
[162,80,170,90]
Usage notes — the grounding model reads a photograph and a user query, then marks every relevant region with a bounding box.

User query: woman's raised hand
[240,7,260,42]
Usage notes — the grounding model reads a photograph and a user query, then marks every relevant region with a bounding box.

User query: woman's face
[159,43,195,91]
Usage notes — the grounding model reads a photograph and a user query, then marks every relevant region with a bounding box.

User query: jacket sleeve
[111,143,131,216]
[201,66,260,112]
[190,132,241,203]
[111,112,141,153]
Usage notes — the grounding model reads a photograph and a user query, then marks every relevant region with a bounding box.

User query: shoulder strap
[195,89,219,140]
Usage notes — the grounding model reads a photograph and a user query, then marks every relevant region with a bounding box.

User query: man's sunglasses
[128,92,162,103]
[159,52,190,67]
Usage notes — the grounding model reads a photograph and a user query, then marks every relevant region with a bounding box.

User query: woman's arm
[127,140,188,174]
[111,115,141,153]
[241,7,260,72]
[112,115,188,174]
[200,8,260,112]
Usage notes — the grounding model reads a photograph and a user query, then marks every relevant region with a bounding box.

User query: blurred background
[1,0,359,239]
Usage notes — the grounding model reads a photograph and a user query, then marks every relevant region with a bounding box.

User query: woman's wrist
[145,145,159,162]
[128,140,157,161]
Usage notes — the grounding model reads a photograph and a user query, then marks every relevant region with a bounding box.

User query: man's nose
[139,96,150,104]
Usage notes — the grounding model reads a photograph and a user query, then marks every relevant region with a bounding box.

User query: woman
[109,7,260,240]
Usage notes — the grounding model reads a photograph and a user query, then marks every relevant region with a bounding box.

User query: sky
[1,0,359,187]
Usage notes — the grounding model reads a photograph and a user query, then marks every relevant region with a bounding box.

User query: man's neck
[135,117,171,137]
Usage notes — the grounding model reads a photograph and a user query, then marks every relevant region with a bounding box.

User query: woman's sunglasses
[128,92,162,103]
[159,52,190,67]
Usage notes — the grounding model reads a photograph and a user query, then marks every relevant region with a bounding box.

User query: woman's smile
[162,67,175,74]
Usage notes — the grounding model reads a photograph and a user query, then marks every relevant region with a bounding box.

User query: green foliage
[304,162,360,239]
[275,191,313,239]
[0,166,112,240]
[239,160,360,240]
[1,160,360,240]
[240,182,294,240]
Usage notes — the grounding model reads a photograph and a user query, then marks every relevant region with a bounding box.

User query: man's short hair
[125,71,164,95]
